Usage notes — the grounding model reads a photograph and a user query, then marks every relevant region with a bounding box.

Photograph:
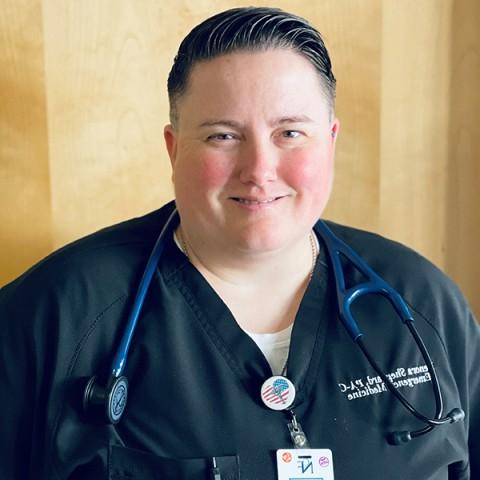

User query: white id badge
[276,449,334,480]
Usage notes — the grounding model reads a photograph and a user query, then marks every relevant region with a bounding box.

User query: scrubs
[1,202,478,479]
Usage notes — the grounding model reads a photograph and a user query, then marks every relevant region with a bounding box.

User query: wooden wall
[0,0,478,317]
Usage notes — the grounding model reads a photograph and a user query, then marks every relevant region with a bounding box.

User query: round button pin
[260,375,296,411]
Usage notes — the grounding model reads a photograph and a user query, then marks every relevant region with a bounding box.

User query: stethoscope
[83,207,464,444]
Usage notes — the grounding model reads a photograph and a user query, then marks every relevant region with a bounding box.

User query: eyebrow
[272,115,315,125]
[199,119,243,129]
[198,115,315,129]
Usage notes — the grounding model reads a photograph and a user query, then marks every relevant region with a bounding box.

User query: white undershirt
[243,324,293,375]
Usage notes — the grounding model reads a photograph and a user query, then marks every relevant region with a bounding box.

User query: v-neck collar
[161,228,334,406]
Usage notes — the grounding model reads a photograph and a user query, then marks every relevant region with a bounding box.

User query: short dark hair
[167,7,336,126]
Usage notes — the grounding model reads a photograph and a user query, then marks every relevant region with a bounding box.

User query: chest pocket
[109,445,240,480]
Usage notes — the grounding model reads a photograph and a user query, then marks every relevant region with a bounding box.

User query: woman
[1,7,478,479]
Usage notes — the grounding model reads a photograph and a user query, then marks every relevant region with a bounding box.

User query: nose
[238,139,278,186]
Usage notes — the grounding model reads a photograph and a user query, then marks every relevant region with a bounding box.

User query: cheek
[175,150,234,192]
[197,157,233,188]
[280,152,333,193]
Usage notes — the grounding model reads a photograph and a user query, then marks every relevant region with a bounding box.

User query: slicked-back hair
[167,7,336,126]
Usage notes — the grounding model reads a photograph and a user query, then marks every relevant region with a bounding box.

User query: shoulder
[0,201,178,394]
[2,203,175,291]
[318,220,444,278]
[0,202,174,320]
[315,220,480,394]
[315,220,471,327]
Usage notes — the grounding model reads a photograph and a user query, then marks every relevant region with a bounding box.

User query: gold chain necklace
[176,227,318,278]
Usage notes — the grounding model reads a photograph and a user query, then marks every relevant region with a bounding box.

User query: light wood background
[1,0,478,317]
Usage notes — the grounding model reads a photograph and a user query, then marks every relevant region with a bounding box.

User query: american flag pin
[260,375,296,411]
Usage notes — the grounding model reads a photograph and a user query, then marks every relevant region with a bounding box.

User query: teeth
[236,198,276,205]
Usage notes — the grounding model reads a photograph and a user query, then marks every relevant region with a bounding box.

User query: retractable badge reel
[261,376,335,479]
[261,375,309,448]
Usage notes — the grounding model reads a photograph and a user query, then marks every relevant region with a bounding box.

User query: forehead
[187,48,320,89]
[176,49,329,125]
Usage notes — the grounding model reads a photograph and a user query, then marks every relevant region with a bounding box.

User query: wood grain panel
[446,0,480,315]
[318,0,382,233]
[0,0,52,284]
[42,1,173,248]
[379,0,452,268]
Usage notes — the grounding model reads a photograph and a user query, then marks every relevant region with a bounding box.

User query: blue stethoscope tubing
[83,208,463,442]
[110,207,178,379]
[82,208,178,423]
[315,221,463,443]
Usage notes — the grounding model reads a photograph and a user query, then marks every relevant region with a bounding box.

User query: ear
[330,118,340,141]
[329,118,340,157]
[164,125,178,181]
[164,125,178,165]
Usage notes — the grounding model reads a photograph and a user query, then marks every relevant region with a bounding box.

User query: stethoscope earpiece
[387,406,465,445]
[388,430,412,446]
[446,408,466,423]
[83,375,129,424]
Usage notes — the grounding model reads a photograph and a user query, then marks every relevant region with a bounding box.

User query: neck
[176,226,318,333]
[177,226,317,288]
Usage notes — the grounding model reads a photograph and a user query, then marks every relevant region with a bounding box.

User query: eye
[206,133,236,142]
[281,130,302,139]
[274,128,309,147]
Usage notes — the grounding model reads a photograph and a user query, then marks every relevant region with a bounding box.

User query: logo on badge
[281,452,293,463]
[319,455,330,467]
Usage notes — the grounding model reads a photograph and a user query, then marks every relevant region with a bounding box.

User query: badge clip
[287,411,310,449]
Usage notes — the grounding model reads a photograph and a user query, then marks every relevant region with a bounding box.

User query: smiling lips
[231,196,285,206]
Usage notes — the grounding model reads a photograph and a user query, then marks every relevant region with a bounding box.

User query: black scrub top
[1,201,479,479]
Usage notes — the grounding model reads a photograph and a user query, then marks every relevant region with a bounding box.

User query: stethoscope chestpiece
[81,208,178,425]
[83,375,129,424]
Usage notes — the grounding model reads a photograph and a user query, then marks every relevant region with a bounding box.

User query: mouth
[230,196,285,205]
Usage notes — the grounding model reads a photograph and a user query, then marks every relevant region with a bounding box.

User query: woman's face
[164,48,339,255]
